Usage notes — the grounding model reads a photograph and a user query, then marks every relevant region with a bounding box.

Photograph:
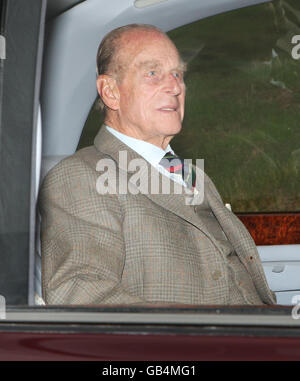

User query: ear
[96,75,120,111]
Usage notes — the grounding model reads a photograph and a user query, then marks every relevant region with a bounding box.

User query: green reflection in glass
[168,0,300,212]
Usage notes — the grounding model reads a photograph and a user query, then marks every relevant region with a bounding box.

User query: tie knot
[162,151,179,159]
[159,151,196,189]
[159,152,184,174]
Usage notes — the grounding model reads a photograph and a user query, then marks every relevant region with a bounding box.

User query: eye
[148,70,156,76]
[172,71,182,79]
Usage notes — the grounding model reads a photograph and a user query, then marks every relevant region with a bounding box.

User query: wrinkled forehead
[117,29,183,72]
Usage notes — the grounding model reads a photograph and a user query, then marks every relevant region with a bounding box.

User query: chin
[168,122,182,135]
[151,117,182,138]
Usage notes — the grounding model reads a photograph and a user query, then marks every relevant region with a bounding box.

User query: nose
[163,73,182,96]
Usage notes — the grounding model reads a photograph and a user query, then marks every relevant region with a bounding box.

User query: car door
[1,0,300,364]
[0,0,46,305]
[1,0,298,306]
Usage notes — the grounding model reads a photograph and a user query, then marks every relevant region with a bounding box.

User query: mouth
[158,106,178,112]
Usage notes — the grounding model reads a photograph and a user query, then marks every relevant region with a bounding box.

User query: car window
[78,0,300,213]
[1,1,299,338]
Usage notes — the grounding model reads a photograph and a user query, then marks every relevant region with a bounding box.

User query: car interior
[1,0,300,309]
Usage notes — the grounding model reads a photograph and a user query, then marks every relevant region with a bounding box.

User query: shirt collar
[106,125,174,167]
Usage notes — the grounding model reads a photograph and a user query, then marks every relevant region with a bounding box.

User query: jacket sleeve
[39,155,146,305]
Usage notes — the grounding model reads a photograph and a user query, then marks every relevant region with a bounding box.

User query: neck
[104,114,173,150]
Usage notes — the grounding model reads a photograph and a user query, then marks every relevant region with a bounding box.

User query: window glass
[78,0,300,213]
[168,0,300,212]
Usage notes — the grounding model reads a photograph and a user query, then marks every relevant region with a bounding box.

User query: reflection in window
[78,0,300,212]
[169,0,300,212]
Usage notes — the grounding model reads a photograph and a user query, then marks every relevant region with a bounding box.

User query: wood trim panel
[237,213,300,246]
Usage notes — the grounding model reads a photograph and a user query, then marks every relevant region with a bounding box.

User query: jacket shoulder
[41,146,109,188]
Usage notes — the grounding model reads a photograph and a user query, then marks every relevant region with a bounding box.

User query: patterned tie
[159,151,196,189]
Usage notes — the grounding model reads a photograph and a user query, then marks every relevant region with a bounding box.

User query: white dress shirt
[106,125,186,187]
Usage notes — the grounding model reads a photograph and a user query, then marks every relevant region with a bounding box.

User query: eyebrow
[136,60,161,70]
[136,59,187,72]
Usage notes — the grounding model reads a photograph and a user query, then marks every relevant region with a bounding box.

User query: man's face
[114,30,186,149]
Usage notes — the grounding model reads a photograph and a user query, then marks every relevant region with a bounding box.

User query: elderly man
[39,24,276,305]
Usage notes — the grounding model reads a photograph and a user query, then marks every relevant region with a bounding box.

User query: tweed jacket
[39,125,276,305]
